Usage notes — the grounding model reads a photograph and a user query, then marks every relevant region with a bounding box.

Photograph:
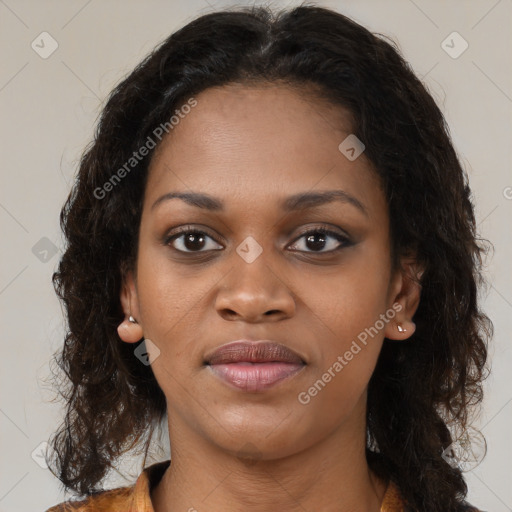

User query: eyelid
[291,224,350,242]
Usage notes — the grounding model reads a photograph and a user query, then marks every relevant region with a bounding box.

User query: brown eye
[165,228,223,253]
[288,227,351,253]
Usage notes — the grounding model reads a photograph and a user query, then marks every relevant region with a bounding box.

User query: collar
[129,459,406,511]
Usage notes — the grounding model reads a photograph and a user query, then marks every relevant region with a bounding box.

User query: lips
[204,340,305,365]
[204,340,306,392]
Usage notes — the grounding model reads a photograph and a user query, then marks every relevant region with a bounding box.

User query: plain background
[0,1,510,511]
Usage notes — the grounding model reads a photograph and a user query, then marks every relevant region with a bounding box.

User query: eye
[165,227,223,253]
[288,227,351,253]
[164,225,352,255]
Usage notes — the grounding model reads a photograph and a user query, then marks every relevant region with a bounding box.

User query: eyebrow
[150,190,368,217]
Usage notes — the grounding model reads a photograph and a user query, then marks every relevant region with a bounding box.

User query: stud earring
[118,314,143,343]
[397,324,406,333]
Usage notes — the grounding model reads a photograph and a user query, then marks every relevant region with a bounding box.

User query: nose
[214,251,296,323]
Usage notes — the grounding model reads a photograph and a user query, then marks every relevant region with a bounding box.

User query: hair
[47,3,492,511]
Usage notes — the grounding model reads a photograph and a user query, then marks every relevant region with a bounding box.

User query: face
[119,83,420,460]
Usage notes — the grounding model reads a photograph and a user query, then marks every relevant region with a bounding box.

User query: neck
[151,397,388,512]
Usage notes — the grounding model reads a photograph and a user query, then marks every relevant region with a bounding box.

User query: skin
[118,82,422,512]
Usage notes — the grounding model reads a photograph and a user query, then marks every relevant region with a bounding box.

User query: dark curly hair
[47,3,492,511]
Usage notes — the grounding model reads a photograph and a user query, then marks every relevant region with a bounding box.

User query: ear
[117,269,144,343]
[384,255,424,341]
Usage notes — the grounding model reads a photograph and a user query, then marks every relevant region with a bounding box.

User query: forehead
[145,83,384,218]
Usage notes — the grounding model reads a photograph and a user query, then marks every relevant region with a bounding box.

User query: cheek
[136,247,201,324]
[300,263,389,397]
[300,281,385,416]
[135,249,219,372]
[307,263,390,341]
[298,353,376,431]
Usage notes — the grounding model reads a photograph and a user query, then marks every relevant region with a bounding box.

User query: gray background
[0,1,510,511]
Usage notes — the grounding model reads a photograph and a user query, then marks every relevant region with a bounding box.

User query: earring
[129,315,137,323]
[397,324,406,333]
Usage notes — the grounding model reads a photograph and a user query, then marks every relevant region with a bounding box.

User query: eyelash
[163,225,352,255]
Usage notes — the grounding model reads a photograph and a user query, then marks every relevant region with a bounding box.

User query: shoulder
[45,485,134,511]
[381,479,486,512]
[45,459,171,512]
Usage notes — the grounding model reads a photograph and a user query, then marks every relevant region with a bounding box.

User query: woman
[45,4,491,511]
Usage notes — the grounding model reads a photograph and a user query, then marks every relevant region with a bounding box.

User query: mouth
[204,340,306,392]
[204,340,305,365]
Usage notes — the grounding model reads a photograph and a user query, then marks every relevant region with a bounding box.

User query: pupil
[185,233,205,251]
[307,233,326,251]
